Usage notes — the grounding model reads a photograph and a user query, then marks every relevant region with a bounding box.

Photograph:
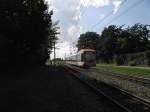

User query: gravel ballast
[71,66,150,102]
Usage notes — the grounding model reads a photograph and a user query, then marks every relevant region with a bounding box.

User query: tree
[98,24,150,63]
[76,32,100,59]
[0,0,58,69]
[115,24,150,54]
[125,23,150,53]
[77,32,100,50]
[97,24,150,64]
[98,25,123,63]
[115,30,131,54]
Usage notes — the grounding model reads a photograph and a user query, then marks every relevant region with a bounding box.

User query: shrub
[145,50,150,66]
[129,60,136,66]
[114,55,125,66]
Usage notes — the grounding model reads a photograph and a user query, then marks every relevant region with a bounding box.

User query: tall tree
[77,32,100,50]
[98,25,123,62]
[98,24,150,63]
[0,0,58,69]
[126,23,150,53]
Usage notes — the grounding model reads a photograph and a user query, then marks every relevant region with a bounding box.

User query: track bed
[0,66,126,112]
[65,65,150,112]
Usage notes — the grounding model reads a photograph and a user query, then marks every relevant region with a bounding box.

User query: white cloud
[68,25,79,38]
[46,0,124,58]
[98,14,105,20]
[46,0,81,42]
[112,0,123,14]
[46,0,123,42]
[80,0,109,7]
[50,41,70,59]
[81,0,123,13]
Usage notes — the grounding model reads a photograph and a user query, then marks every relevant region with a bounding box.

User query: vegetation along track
[94,69,150,87]
[63,65,150,112]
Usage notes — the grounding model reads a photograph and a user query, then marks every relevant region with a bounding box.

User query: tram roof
[79,49,95,53]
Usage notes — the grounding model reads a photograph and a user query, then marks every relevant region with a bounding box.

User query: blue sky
[80,0,150,32]
[46,0,150,59]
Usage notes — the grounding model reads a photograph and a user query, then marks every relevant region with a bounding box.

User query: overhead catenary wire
[72,0,87,18]
[97,0,144,32]
[70,0,83,56]
[106,0,144,26]
[71,0,90,34]
[80,0,86,12]
[91,0,127,30]
[70,0,90,56]
[69,0,145,58]
[90,10,114,30]
[80,0,90,17]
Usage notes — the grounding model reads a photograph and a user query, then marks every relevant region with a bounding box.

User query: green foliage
[125,23,150,53]
[99,24,150,58]
[125,52,149,66]
[76,23,150,64]
[97,24,150,63]
[98,25,123,62]
[129,61,136,66]
[77,32,100,50]
[114,55,125,65]
[0,0,58,68]
[95,64,150,79]
[145,51,150,66]
[76,32,100,59]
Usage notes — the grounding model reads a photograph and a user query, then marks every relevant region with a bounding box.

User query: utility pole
[72,42,77,54]
[64,52,66,64]
[53,42,56,66]
[70,43,72,56]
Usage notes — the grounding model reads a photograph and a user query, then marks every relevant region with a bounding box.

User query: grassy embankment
[46,60,65,66]
[93,64,150,79]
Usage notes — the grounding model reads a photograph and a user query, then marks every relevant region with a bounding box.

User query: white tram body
[66,49,96,67]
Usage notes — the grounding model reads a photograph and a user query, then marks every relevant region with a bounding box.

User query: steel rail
[94,69,150,87]
[67,65,150,105]
[63,66,133,112]
[64,65,150,112]
[68,64,150,87]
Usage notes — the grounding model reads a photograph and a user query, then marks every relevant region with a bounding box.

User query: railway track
[94,69,150,87]
[68,65,150,87]
[63,65,150,112]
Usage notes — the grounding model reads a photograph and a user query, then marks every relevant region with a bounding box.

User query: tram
[66,49,96,68]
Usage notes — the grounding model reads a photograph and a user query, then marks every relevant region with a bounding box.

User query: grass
[93,64,150,79]
[46,60,65,66]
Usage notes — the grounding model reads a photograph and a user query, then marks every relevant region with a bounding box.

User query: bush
[145,50,150,66]
[129,60,136,66]
[114,55,125,65]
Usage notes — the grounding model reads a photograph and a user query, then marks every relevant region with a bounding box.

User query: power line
[97,0,144,32]
[71,0,82,19]
[71,0,89,18]
[90,10,114,30]
[70,0,89,55]
[80,0,90,17]
[91,0,127,30]
[80,0,86,12]
[73,0,90,44]
[70,0,83,53]
[106,0,144,26]
[71,0,88,18]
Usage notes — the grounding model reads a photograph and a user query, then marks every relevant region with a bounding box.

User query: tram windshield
[85,51,96,62]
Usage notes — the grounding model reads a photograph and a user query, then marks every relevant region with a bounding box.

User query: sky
[46,0,150,59]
